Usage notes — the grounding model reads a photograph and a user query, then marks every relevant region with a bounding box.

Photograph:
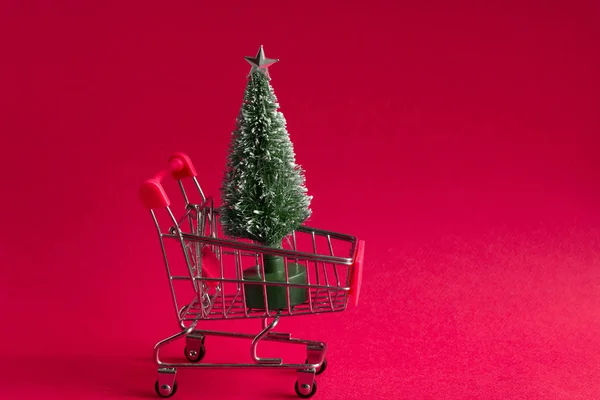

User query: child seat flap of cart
[140,152,365,398]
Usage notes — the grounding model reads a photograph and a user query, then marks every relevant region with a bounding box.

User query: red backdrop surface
[1,1,599,399]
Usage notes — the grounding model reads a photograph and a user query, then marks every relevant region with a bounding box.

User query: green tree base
[243,261,308,310]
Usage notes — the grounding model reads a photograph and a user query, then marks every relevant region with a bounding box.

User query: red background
[1,1,599,399]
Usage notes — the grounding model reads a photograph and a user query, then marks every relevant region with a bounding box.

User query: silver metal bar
[321,262,334,311]
[296,225,356,241]
[236,248,249,318]
[205,305,346,317]
[218,243,226,318]
[167,207,200,295]
[267,332,291,340]
[186,243,198,277]
[175,207,193,229]
[311,231,321,302]
[251,313,282,364]
[195,241,202,278]
[178,180,190,206]
[154,320,199,366]
[222,251,257,257]
[152,210,180,325]
[171,277,348,290]
[194,205,202,235]
[193,309,347,321]
[304,259,313,313]
[178,304,190,329]
[318,237,334,310]
[326,235,334,256]
[225,248,242,317]
[177,328,325,345]
[260,253,271,318]
[311,230,320,282]
[284,256,292,315]
[198,205,206,236]
[178,233,354,265]
[192,176,206,203]
[186,207,195,247]
[226,291,240,317]
[210,200,217,238]
[332,263,340,305]
[327,235,341,304]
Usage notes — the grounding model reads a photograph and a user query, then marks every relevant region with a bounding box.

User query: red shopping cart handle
[349,240,365,307]
[168,152,197,181]
[140,152,197,210]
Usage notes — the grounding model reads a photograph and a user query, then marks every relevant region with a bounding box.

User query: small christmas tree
[220,46,312,309]
[220,47,312,248]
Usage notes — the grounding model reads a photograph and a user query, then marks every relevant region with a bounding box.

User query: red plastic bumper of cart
[349,240,365,307]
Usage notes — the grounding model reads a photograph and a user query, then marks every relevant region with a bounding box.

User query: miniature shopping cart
[139,153,365,398]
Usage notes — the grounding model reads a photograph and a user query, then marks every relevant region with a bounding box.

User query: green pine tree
[220,69,312,249]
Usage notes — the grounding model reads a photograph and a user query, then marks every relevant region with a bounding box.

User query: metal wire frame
[147,176,359,325]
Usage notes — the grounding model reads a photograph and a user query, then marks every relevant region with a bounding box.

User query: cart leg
[155,368,178,398]
[306,343,327,375]
[185,330,206,362]
[251,313,283,364]
[295,368,317,398]
[178,305,189,330]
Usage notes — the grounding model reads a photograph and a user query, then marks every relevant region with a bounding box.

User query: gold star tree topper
[245,45,279,78]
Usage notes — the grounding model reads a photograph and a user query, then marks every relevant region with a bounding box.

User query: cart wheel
[184,345,206,362]
[294,380,317,398]
[305,358,327,375]
[155,380,178,398]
